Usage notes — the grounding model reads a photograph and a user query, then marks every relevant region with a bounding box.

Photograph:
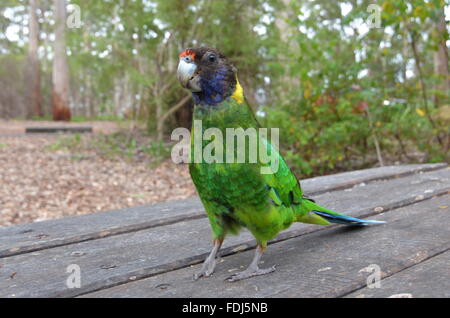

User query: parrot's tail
[297,199,386,226]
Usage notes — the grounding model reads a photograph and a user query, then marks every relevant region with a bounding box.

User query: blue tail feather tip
[312,210,386,226]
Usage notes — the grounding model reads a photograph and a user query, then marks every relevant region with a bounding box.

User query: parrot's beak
[177,59,202,92]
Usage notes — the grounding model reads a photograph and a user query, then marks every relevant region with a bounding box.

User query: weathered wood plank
[84,195,450,298]
[0,197,204,258]
[25,127,93,134]
[0,168,448,298]
[301,163,447,195]
[0,163,446,258]
[345,250,450,298]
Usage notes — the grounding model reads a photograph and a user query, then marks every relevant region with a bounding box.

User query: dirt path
[0,121,196,227]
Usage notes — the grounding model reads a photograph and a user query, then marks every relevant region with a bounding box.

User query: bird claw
[193,258,217,281]
[225,265,276,282]
[193,269,214,281]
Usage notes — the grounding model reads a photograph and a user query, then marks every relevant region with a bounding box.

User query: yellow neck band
[231,77,244,104]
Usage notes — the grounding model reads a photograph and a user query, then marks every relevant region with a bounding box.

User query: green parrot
[177,47,384,282]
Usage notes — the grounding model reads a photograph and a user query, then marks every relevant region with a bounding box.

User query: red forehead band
[180,49,196,58]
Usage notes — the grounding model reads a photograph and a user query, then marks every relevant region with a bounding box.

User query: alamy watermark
[360,264,382,289]
[66,264,81,289]
[67,4,82,29]
[367,4,382,29]
[171,120,280,174]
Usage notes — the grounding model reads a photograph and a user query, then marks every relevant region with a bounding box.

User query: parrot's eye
[184,56,191,63]
[208,54,216,63]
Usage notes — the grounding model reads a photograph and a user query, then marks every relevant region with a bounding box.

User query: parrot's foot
[193,239,223,281]
[193,258,217,280]
[225,265,276,282]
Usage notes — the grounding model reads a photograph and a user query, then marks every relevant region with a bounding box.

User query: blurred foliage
[0,0,449,176]
[263,0,449,175]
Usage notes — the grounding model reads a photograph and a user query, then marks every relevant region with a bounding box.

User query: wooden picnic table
[25,126,93,134]
[0,163,449,298]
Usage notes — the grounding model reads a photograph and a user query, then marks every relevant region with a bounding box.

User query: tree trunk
[85,72,94,118]
[274,0,300,104]
[174,98,193,129]
[155,90,164,141]
[52,0,71,121]
[25,0,42,118]
[433,8,450,106]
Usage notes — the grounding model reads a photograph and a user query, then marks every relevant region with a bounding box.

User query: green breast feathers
[189,97,304,242]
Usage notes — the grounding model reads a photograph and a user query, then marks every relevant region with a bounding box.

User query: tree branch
[161,95,191,123]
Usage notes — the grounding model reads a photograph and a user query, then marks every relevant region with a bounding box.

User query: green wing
[259,138,303,207]
[259,138,330,226]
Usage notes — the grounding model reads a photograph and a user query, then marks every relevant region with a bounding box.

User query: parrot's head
[177,47,241,105]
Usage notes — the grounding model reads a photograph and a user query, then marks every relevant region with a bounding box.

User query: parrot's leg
[193,239,223,280]
[226,244,276,282]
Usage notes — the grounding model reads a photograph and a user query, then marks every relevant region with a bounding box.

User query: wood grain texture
[0,167,448,297]
[0,163,446,258]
